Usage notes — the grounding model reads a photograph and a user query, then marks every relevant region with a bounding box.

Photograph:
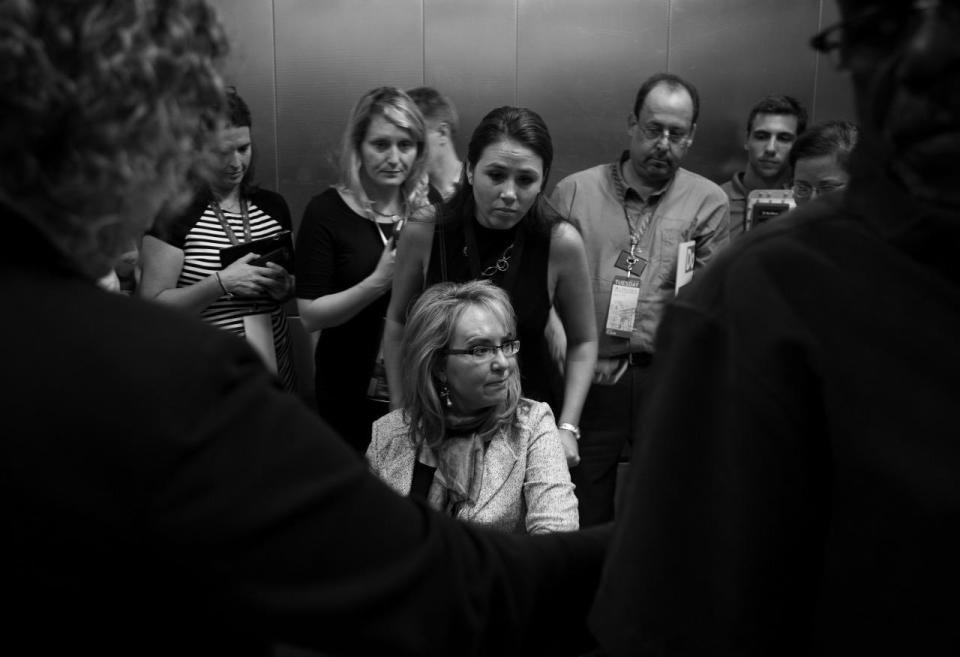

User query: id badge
[605,276,641,338]
[675,239,696,294]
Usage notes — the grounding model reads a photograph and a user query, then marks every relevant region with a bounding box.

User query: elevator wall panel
[424,0,517,157]
[519,0,670,188]
[670,0,823,184]
[216,0,856,225]
[210,0,280,190]
[811,0,856,124]
[274,0,425,226]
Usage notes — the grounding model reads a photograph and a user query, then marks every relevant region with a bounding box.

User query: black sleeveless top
[426,211,562,411]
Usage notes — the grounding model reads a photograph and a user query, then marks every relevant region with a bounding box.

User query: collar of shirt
[728,171,747,200]
[611,151,671,211]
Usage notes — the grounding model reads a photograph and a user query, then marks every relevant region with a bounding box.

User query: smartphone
[250,246,290,268]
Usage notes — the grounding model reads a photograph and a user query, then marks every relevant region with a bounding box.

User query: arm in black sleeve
[590,267,830,657]
[148,333,608,656]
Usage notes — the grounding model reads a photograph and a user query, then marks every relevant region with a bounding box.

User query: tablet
[219,230,294,271]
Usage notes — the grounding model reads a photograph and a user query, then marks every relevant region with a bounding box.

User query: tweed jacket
[368,400,579,534]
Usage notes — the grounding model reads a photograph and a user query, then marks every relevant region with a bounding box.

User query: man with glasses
[550,73,729,527]
[722,94,808,237]
[590,1,960,654]
[789,120,859,205]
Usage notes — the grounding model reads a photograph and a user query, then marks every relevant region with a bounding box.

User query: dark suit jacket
[3,212,606,656]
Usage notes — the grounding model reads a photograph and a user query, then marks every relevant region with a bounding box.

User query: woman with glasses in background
[789,120,859,205]
[368,280,579,534]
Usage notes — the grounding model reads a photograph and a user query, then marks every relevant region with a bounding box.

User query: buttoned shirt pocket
[651,214,689,292]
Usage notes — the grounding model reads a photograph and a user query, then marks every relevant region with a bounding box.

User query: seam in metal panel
[666,0,672,71]
[271,0,280,190]
[422,0,426,85]
[811,0,824,122]
[515,0,519,106]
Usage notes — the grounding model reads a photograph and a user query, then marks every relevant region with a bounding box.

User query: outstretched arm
[384,215,435,408]
[549,222,599,467]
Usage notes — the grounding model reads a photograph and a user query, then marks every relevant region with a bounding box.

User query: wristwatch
[557,422,581,440]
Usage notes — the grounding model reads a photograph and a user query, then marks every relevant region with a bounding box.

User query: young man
[550,73,729,526]
[592,1,960,653]
[722,94,807,237]
[407,86,464,201]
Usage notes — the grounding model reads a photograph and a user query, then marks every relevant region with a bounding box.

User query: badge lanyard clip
[625,233,640,277]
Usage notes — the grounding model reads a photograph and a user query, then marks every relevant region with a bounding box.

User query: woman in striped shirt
[140,88,296,390]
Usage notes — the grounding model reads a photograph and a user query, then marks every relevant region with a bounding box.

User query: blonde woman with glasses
[368,280,578,534]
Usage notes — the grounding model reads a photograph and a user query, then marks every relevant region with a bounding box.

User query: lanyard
[463,216,526,295]
[621,187,665,277]
[210,197,251,246]
[374,221,390,246]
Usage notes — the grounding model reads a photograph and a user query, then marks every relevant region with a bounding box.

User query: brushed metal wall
[519,0,670,186]
[213,0,857,229]
[210,0,280,191]
[671,0,822,181]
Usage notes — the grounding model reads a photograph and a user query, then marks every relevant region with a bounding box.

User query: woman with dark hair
[140,88,296,390]
[295,86,430,451]
[369,280,578,533]
[385,106,597,467]
[789,120,859,205]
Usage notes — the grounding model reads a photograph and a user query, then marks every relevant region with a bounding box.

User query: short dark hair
[788,120,859,170]
[633,72,700,125]
[407,86,460,137]
[746,94,808,135]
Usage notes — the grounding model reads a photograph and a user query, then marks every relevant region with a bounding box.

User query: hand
[369,237,396,288]
[218,252,274,299]
[259,262,294,302]
[593,358,628,386]
[558,428,581,468]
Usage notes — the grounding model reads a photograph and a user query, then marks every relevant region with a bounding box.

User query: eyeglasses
[637,123,691,146]
[792,181,847,199]
[810,0,952,70]
[444,339,520,362]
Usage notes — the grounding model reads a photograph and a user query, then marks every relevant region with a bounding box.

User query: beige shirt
[551,155,730,355]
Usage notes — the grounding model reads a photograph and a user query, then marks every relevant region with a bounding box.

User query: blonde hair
[400,280,522,449]
[337,86,429,216]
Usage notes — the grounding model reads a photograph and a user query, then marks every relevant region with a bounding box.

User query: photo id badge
[605,276,641,338]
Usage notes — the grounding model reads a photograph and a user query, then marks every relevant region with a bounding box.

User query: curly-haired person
[0,1,607,656]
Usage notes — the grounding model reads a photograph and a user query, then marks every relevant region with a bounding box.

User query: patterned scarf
[433,409,500,511]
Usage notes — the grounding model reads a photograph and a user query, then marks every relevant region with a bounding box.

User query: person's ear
[627,112,638,137]
[686,123,697,148]
[466,164,474,186]
[437,121,451,143]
